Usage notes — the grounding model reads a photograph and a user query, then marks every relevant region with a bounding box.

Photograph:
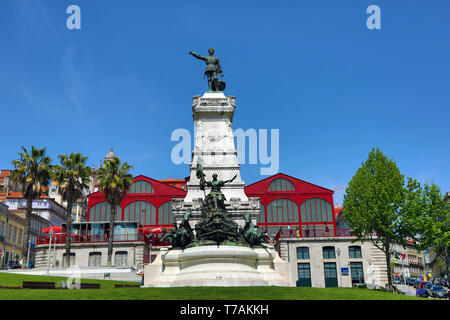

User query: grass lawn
[0,273,423,300]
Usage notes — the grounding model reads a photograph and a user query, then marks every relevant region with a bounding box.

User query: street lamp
[337,248,343,287]
[47,229,53,274]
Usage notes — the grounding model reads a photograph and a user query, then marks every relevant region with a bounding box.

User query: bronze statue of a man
[189,48,225,92]
[196,164,236,210]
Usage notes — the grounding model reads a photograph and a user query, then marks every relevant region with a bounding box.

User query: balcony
[275,228,354,239]
[37,231,151,246]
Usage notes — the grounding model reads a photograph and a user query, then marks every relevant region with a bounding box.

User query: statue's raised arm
[222,175,237,185]
[189,51,207,61]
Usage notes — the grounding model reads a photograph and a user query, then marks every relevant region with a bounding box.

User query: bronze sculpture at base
[161,165,269,248]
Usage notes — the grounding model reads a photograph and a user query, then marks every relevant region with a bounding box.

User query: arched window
[158,201,173,225]
[322,246,336,259]
[257,204,265,224]
[300,198,333,223]
[349,246,362,258]
[115,251,128,267]
[296,247,310,260]
[128,180,154,194]
[89,202,121,222]
[89,252,102,267]
[268,178,295,192]
[123,201,157,225]
[266,199,299,223]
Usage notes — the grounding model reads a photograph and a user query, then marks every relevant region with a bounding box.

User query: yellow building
[0,202,26,267]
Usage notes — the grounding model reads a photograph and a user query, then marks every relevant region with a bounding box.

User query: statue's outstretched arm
[223,175,237,184]
[189,51,206,61]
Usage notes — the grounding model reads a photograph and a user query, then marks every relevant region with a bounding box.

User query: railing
[275,228,354,239]
[36,231,150,245]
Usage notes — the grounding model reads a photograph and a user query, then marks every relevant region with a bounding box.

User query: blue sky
[0,0,449,205]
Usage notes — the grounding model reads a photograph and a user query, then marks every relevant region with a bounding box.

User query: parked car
[408,278,417,286]
[430,285,448,299]
[416,286,427,297]
[425,282,434,296]
[414,279,421,288]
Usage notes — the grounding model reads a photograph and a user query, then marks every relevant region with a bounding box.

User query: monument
[143,49,289,287]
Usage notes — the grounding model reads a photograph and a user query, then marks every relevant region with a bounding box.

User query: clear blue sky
[0,0,449,205]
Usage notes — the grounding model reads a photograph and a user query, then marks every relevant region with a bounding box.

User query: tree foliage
[52,153,92,267]
[343,148,412,290]
[10,146,52,264]
[96,157,133,266]
[402,181,450,279]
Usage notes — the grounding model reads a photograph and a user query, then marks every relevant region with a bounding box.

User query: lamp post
[47,229,53,274]
[337,248,343,287]
[53,231,56,268]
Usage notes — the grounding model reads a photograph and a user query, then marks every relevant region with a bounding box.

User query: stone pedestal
[144,245,289,287]
[173,92,260,228]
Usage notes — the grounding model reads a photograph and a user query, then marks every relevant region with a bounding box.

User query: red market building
[244,173,338,238]
[87,175,186,232]
[85,172,342,241]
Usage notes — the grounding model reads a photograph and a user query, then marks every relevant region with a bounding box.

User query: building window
[7,226,12,241]
[323,246,336,259]
[0,222,5,237]
[350,262,364,285]
[115,251,128,267]
[349,246,362,258]
[12,227,17,243]
[268,178,295,192]
[88,252,102,267]
[158,201,173,225]
[296,247,310,260]
[297,263,312,287]
[124,201,157,225]
[128,180,154,194]
[300,198,333,223]
[266,198,299,223]
[257,204,265,224]
[63,253,76,267]
[89,202,121,222]
[18,230,22,246]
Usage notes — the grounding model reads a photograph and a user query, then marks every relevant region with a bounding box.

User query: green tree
[52,153,92,267]
[343,148,411,291]
[10,146,52,266]
[403,181,450,280]
[96,157,133,266]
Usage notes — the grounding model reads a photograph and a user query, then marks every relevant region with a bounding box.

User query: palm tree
[96,157,133,266]
[52,153,92,267]
[11,146,52,266]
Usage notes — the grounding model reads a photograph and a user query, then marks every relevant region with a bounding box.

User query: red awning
[139,227,166,234]
[41,226,65,234]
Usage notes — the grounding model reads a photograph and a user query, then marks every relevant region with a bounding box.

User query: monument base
[144,245,289,287]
